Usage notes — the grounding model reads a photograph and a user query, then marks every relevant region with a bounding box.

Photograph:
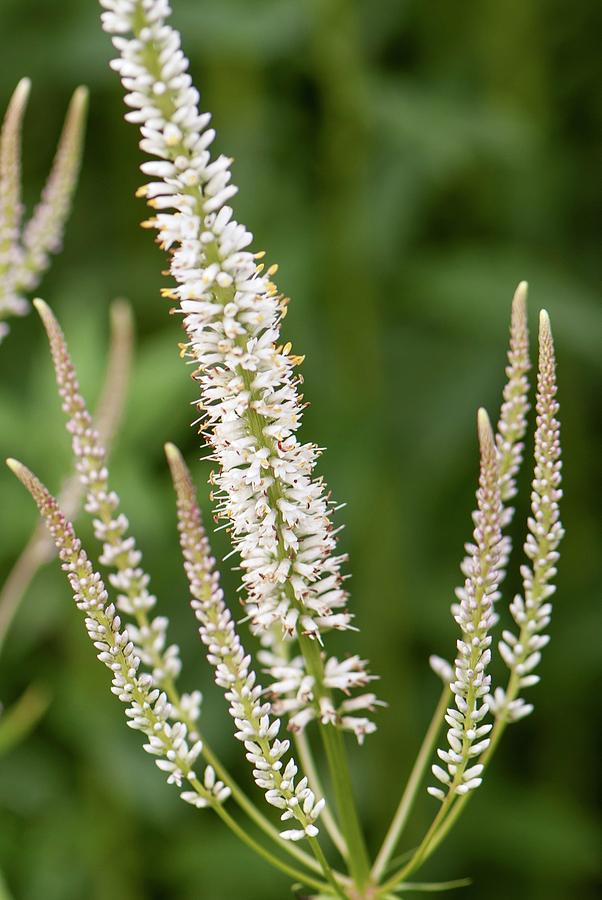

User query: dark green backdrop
[0,1,600,898]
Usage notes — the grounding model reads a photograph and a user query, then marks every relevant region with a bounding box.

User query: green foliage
[0,0,600,898]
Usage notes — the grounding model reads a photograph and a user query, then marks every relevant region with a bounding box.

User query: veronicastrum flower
[33,298,199,729]
[5,460,224,809]
[20,300,339,884]
[450,284,530,630]
[428,410,503,802]
[4,2,568,896]
[488,310,563,722]
[166,443,325,842]
[0,81,87,340]
[99,0,381,744]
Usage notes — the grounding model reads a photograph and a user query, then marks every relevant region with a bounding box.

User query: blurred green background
[0,0,600,898]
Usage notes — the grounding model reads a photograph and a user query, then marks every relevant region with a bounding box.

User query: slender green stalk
[0,299,132,653]
[0,683,51,756]
[308,838,349,899]
[172,692,326,876]
[379,677,523,892]
[412,674,528,868]
[295,729,348,859]
[212,800,334,895]
[372,687,450,881]
[300,634,372,889]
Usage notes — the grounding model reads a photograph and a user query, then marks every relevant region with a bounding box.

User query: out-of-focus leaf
[0,684,51,756]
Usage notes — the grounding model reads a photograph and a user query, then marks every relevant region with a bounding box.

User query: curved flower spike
[5,459,226,811]
[0,298,133,655]
[16,87,88,294]
[432,285,531,686]
[101,0,381,744]
[166,442,324,842]
[429,410,503,802]
[0,79,30,334]
[488,310,563,723]
[33,298,198,732]
[0,82,87,341]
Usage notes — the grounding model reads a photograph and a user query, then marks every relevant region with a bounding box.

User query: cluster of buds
[488,311,563,722]
[166,444,325,841]
[430,305,563,803]
[100,0,382,740]
[6,460,227,810]
[0,80,87,341]
[35,299,201,735]
[429,411,503,800]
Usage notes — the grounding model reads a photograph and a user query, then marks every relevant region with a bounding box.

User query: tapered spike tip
[477,407,493,448]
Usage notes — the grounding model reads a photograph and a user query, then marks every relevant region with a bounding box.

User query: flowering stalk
[378,412,503,893]
[381,310,562,895]
[430,409,502,802]
[100,0,375,884]
[5,460,337,893]
[165,443,346,894]
[33,298,324,874]
[0,299,132,655]
[0,79,30,335]
[375,287,531,881]
[487,309,563,727]
[5,460,220,805]
[0,82,87,340]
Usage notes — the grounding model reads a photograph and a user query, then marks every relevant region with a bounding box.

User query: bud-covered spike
[166,442,324,841]
[5,455,218,809]
[17,86,88,293]
[496,281,531,504]
[0,78,30,237]
[34,298,192,730]
[430,407,504,801]
[489,308,563,724]
[0,79,31,332]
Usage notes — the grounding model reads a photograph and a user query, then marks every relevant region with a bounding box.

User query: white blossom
[430,410,503,801]
[35,299,197,733]
[166,443,324,840]
[101,0,382,737]
[6,460,226,810]
[0,81,86,339]
[487,310,563,723]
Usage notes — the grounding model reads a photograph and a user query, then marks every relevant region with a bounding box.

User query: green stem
[300,634,372,889]
[210,793,333,894]
[296,729,348,859]
[380,693,513,893]
[412,684,517,866]
[309,838,349,899]
[201,734,325,875]
[372,687,450,882]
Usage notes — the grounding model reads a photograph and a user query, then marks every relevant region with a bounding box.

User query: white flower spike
[100,0,381,740]
[0,82,87,339]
